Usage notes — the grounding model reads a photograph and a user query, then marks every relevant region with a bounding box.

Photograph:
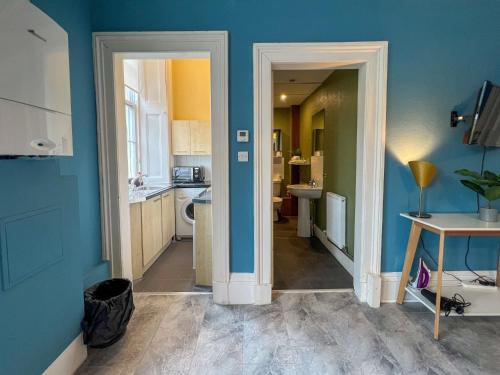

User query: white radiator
[326,192,346,249]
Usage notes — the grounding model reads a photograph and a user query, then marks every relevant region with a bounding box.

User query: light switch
[238,151,248,162]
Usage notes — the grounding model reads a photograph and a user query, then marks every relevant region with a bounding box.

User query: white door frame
[93,31,231,304]
[253,42,388,306]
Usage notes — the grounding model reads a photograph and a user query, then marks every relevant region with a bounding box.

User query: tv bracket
[450,111,473,128]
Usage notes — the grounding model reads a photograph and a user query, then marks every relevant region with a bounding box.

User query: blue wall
[0,1,499,372]
[0,1,108,374]
[91,0,500,273]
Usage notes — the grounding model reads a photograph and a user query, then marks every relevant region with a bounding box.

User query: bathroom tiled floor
[76,292,500,375]
[133,240,211,293]
[273,217,353,290]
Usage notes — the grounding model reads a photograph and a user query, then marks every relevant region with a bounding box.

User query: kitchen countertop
[192,188,212,204]
[129,181,211,204]
[174,181,211,188]
[129,184,175,204]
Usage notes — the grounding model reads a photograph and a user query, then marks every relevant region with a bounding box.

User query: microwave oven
[172,166,205,183]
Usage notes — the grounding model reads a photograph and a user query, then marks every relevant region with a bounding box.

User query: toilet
[272,179,283,222]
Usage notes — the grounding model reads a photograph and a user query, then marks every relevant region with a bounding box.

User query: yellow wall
[171,59,211,120]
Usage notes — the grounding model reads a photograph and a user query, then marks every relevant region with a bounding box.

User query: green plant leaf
[473,179,500,186]
[484,186,500,202]
[483,170,498,181]
[455,169,482,179]
[460,180,485,196]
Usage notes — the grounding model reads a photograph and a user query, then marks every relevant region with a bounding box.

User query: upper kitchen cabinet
[190,120,211,155]
[171,120,191,155]
[172,120,211,155]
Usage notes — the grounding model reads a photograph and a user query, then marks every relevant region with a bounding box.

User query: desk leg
[434,231,445,340]
[397,222,422,304]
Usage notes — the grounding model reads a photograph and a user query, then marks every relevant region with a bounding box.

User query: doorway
[272,69,356,291]
[253,42,388,306]
[93,32,230,304]
[119,57,213,293]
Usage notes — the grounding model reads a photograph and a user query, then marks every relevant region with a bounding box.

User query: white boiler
[0,0,72,156]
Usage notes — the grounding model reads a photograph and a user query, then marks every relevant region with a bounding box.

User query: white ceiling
[273,70,334,108]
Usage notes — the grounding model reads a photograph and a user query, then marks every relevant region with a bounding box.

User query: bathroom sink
[286,184,323,238]
[286,184,322,199]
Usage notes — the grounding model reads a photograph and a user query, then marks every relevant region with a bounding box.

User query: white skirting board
[43,333,87,375]
[381,270,498,303]
[213,273,271,305]
[314,224,354,275]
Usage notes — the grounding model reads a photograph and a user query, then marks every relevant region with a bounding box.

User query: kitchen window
[125,85,140,178]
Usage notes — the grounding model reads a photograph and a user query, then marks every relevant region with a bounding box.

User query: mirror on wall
[312,110,325,154]
[273,129,282,152]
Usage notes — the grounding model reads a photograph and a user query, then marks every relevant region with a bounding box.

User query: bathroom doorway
[271,69,355,290]
[253,42,388,306]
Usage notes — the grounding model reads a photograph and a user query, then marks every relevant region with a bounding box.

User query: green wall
[273,108,292,190]
[300,70,358,258]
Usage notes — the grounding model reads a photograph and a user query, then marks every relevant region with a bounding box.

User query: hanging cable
[419,237,464,283]
[468,146,497,285]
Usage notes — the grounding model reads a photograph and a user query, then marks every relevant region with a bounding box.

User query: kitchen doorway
[93,32,230,303]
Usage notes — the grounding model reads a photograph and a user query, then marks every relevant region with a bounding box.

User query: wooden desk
[397,213,500,339]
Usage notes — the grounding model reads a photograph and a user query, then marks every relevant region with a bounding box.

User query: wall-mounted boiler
[0,0,72,156]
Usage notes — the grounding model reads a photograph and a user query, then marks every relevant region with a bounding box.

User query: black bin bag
[81,278,135,348]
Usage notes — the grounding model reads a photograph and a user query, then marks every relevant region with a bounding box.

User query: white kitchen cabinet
[130,189,177,280]
[141,195,163,267]
[161,191,175,247]
[172,120,211,155]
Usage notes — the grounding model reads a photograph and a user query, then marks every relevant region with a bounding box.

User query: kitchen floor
[133,240,211,293]
[76,292,500,374]
[273,217,353,290]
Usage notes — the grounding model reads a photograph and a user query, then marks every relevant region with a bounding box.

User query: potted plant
[455,169,500,222]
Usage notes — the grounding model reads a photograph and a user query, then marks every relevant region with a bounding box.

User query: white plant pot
[479,207,498,222]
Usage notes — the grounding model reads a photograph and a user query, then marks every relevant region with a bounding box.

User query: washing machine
[175,187,205,239]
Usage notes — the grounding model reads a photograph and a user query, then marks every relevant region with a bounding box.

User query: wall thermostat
[237,130,249,142]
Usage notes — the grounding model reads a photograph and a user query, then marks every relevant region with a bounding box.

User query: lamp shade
[408,161,437,188]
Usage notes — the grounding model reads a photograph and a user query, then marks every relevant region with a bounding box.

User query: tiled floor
[77,292,500,374]
[273,217,353,290]
[133,240,211,293]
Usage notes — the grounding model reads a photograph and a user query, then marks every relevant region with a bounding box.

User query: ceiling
[273,70,334,108]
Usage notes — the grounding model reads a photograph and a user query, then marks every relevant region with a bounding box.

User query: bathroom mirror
[273,129,282,152]
[313,129,324,154]
[312,110,325,154]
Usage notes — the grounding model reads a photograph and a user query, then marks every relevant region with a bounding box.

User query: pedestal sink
[286,184,323,237]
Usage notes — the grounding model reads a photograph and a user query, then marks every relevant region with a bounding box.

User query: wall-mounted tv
[468,81,492,144]
[466,81,500,146]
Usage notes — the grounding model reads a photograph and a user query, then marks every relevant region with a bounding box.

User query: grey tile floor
[274,217,353,290]
[76,292,500,375]
[133,240,211,293]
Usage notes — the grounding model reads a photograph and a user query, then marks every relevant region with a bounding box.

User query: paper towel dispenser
[0,0,73,156]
